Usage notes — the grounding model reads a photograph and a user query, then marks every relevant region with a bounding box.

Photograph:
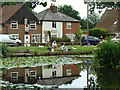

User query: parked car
[0,34,22,46]
[81,36,100,46]
[111,34,120,43]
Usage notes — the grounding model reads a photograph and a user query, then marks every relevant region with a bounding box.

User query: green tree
[84,2,120,13]
[74,27,82,42]
[58,5,80,20]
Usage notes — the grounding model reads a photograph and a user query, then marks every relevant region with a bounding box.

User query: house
[0,4,41,46]
[36,5,80,43]
[2,64,80,84]
[96,9,120,35]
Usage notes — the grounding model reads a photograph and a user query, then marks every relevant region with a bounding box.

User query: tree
[2,1,47,10]
[74,26,82,42]
[80,13,100,29]
[58,5,80,20]
[84,2,120,13]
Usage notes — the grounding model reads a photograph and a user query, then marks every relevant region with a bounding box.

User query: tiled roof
[36,8,80,22]
[96,9,119,33]
[0,4,23,23]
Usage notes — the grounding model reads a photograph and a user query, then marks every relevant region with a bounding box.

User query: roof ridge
[42,9,49,20]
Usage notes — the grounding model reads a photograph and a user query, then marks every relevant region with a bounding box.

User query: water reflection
[94,68,120,88]
[1,63,81,87]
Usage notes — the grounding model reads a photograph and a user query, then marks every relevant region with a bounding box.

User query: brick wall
[2,66,42,84]
[2,24,42,46]
[62,64,80,76]
[63,22,80,37]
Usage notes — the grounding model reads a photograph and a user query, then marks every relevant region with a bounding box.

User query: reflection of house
[2,64,80,84]
[36,5,80,43]
[96,9,120,35]
[0,4,41,46]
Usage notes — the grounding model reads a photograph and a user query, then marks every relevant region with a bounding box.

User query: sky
[33,0,105,19]
[33,0,88,19]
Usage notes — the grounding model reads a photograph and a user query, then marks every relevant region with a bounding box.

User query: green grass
[10,46,96,53]
[10,46,50,52]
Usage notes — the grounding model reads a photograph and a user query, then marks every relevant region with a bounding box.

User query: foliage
[2,1,47,10]
[93,40,120,69]
[58,5,80,20]
[50,37,71,42]
[84,2,120,14]
[74,27,82,42]
[89,28,107,37]
[80,13,100,29]
[0,42,11,58]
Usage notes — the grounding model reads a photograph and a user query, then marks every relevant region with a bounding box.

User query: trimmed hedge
[89,28,107,37]
[50,37,71,42]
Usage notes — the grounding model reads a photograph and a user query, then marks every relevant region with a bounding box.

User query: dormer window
[66,22,71,29]
[30,21,36,30]
[11,21,18,29]
[52,22,56,28]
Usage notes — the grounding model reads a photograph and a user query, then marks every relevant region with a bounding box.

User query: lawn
[9,46,96,53]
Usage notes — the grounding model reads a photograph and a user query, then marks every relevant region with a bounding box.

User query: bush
[0,42,11,58]
[75,26,82,42]
[93,40,120,69]
[89,28,107,37]
[50,37,71,42]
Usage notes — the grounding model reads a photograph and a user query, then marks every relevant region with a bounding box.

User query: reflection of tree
[94,68,120,88]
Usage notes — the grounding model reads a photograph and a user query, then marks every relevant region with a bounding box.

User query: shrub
[89,28,107,37]
[0,42,11,58]
[50,37,71,42]
[93,40,120,69]
[74,26,82,42]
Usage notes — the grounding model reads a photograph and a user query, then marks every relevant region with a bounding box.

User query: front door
[24,35,30,47]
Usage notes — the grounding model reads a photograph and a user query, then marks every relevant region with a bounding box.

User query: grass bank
[10,46,96,53]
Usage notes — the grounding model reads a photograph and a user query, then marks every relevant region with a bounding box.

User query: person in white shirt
[61,44,68,51]
[52,41,58,51]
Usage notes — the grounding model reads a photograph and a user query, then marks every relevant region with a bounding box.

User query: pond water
[1,55,119,89]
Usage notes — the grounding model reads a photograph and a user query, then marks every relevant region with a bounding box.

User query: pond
[1,55,119,89]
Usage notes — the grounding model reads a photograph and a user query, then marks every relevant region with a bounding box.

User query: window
[31,34,40,43]
[45,35,48,43]
[11,34,19,39]
[66,34,75,41]
[11,72,18,81]
[30,71,36,79]
[11,21,18,29]
[66,69,71,76]
[0,24,1,30]
[51,35,57,37]
[66,22,71,29]
[30,21,36,30]
[52,22,56,28]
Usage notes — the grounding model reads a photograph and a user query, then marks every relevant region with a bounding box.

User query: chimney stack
[50,4,57,13]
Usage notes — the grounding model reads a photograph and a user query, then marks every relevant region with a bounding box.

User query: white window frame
[66,22,71,29]
[31,34,40,43]
[66,34,75,42]
[0,24,2,30]
[52,22,56,28]
[11,72,18,81]
[10,34,19,39]
[66,69,71,76]
[30,21,36,30]
[11,21,18,29]
[30,70,36,79]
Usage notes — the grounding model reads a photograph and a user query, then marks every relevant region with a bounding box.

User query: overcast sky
[33,0,88,19]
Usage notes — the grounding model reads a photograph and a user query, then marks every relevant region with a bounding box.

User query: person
[52,41,58,51]
[61,44,68,51]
